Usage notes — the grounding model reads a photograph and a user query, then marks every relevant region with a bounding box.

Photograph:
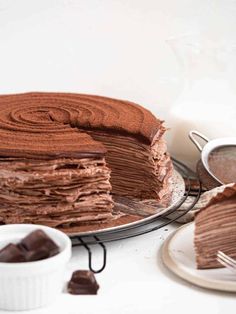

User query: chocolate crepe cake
[194,184,236,269]
[0,92,173,229]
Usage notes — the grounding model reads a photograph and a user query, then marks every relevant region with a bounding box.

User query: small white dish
[0,224,72,311]
[162,222,236,292]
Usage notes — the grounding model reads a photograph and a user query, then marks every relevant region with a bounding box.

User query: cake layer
[83,130,172,200]
[0,157,114,227]
[194,184,236,269]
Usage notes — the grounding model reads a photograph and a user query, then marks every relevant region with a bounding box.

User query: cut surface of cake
[194,184,236,269]
[0,92,173,228]
[0,156,113,227]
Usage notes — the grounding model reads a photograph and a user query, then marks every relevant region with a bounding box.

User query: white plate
[162,222,236,292]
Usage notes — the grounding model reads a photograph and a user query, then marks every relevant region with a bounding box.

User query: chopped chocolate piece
[0,243,26,263]
[68,270,99,295]
[21,230,60,261]
[0,229,60,263]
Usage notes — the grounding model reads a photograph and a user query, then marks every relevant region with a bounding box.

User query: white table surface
[1,223,235,314]
[0,1,236,313]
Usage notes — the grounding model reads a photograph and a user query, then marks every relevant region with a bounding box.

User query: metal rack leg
[78,236,107,273]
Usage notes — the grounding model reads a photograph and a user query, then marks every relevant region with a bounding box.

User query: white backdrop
[0,0,235,168]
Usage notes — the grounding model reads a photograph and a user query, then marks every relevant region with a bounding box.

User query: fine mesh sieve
[189,130,236,185]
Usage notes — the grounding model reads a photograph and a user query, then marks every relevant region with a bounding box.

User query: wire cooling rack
[71,159,202,273]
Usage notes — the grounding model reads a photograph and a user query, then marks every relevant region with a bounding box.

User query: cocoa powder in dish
[208,146,236,184]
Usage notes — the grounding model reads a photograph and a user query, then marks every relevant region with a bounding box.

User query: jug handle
[189,130,209,152]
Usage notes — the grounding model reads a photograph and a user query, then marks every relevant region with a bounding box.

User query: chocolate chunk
[0,243,26,263]
[68,270,99,295]
[20,230,60,261]
[0,229,60,263]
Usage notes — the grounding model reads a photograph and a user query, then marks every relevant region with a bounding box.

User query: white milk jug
[166,35,236,170]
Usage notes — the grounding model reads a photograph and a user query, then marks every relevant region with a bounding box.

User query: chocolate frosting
[0,92,163,158]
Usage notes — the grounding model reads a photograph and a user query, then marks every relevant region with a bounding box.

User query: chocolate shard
[20,230,60,261]
[0,243,26,263]
[68,270,99,295]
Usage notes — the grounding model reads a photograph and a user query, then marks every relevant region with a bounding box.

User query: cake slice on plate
[194,183,236,269]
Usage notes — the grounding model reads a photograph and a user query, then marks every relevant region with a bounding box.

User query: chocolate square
[0,243,26,263]
[20,230,60,261]
[68,270,99,295]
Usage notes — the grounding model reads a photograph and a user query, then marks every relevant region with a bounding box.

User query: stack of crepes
[0,92,173,230]
[0,156,113,227]
[194,183,236,269]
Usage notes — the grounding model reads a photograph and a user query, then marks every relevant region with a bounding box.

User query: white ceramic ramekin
[0,224,72,311]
